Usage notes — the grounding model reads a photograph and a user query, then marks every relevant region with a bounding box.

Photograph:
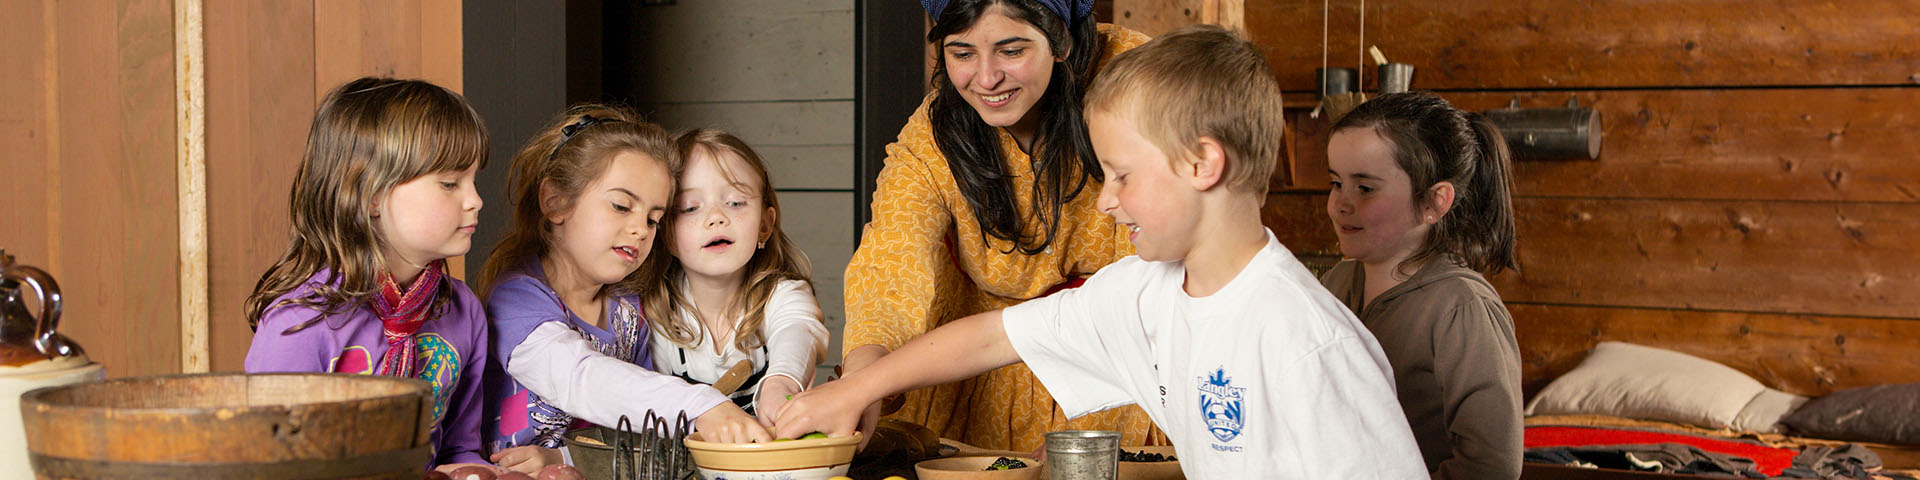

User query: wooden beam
[1245,0,1920,91]
[177,0,209,373]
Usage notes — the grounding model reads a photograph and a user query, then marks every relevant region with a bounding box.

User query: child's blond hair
[642,129,812,352]
[1085,25,1284,195]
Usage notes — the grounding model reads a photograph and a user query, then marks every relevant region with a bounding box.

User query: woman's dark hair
[926,0,1104,254]
[1332,91,1518,275]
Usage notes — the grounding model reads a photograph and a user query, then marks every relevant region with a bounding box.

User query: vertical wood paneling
[0,0,53,266]
[310,1,363,100]
[3,0,463,374]
[420,0,461,96]
[51,0,181,378]
[204,0,316,372]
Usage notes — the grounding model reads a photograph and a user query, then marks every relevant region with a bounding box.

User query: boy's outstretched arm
[772,310,1019,439]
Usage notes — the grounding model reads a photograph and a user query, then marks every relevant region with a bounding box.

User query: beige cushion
[1526,342,1803,431]
[1733,387,1808,433]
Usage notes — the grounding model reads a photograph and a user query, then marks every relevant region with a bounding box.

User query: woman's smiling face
[941,6,1057,136]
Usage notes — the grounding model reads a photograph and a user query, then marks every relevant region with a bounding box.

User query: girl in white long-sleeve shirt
[478,107,770,476]
[643,129,828,425]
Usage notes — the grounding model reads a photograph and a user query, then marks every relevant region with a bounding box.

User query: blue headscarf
[921,0,1094,24]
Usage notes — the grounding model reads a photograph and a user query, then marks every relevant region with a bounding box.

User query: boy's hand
[770,378,872,445]
[695,401,773,444]
[754,376,805,427]
[489,445,562,474]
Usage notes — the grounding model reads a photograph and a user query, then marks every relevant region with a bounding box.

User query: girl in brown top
[1320,91,1523,479]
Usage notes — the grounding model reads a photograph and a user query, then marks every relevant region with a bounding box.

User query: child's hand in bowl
[754,375,804,427]
[695,401,773,444]
[770,378,873,446]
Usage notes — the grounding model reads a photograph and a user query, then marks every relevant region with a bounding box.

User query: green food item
[775,431,830,441]
[985,457,1029,470]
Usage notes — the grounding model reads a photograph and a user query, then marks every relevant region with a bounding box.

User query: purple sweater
[482,257,728,452]
[244,270,490,467]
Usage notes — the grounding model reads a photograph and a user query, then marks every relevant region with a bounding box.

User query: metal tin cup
[1046,430,1120,480]
[1377,62,1415,94]
[1315,67,1357,98]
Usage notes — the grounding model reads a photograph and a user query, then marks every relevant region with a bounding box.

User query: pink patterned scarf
[368,260,444,378]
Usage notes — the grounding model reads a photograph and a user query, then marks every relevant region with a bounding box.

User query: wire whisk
[608,410,698,480]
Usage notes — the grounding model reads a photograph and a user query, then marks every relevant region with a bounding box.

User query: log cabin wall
[0,0,464,377]
[1235,1,1920,397]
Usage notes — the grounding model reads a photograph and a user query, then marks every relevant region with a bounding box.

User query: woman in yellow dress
[841,0,1161,452]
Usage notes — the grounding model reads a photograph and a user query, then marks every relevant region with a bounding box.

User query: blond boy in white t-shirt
[774,25,1427,479]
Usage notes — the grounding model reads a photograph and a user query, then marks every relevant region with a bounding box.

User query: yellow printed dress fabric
[843,24,1165,452]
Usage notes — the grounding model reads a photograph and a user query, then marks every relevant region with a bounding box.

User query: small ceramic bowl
[1117,445,1183,480]
[682,431,861,480]
[914,455,1044,480]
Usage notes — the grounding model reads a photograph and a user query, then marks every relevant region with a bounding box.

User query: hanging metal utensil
[1483,97,1603,161]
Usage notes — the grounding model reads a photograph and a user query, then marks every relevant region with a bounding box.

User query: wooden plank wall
[1242,0,1920,397]
[0,0,181,379]
[0,0,464,377]
[604,0,857,382]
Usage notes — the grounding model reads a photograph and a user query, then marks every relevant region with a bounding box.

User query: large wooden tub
[19,372,434,479]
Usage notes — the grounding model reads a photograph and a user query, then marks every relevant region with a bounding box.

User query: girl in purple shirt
[476,105,767,475]
[243,77,495,475]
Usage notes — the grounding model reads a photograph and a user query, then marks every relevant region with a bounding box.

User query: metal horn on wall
[1482,97,1603,161]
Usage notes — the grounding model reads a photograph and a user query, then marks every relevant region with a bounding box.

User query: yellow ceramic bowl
[914,455,1044,480]
[683,431,861,480]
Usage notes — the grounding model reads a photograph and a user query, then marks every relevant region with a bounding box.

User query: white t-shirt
[649,279,828,413]
[1003,230,1429,479]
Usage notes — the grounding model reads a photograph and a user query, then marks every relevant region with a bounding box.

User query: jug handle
[3,264,63,349]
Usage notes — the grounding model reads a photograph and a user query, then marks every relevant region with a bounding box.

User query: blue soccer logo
[1196,367,1246,443]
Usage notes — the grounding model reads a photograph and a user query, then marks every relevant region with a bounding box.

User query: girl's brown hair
[478,104,678,301]
[1332,91,1518,275]
[642,129,813,352]
[246,77,488,331]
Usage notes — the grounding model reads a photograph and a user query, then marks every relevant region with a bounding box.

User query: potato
[447,466,497,480]
[536,464,586,480]
[424,472,453,480]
